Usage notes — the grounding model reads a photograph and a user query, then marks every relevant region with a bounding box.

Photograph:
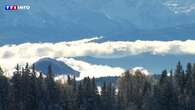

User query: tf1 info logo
[5,5,30,11]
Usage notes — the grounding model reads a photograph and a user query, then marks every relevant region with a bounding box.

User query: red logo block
[13,5,17,10]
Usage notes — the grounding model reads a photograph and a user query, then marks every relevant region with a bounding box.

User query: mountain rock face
[34,58,80,77]
[0,0,195,44]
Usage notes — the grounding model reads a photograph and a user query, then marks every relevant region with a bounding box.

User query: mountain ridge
[1,0,195,44]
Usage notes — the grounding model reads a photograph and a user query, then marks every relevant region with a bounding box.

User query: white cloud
[57,58,125,80]
[55,58,151,80]
[0,37,195,74]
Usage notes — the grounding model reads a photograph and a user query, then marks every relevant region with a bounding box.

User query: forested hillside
[0,62,195,110]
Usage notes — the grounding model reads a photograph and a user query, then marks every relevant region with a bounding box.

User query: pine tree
[45,65,61,110]
[15,64,20,75]
[191,63,195,110]
[101,82,107,110]
[36,72,47,110]
[91,77,99,110]
[192,63,195,93]
[77,82,84,110]
[0,66,9,110]
[32,64,36,76]
[185,63,193,93]
[9,67,22,110]
[15,63,37,110]
[175,62,185,94]
[183,63,193,110]
[158,70,178,110]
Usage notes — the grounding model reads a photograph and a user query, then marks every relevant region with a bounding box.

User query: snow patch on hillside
[164,1,195,14]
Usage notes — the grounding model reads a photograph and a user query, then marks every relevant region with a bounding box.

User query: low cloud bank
[57,58,125,80]
[1,37,195,60]
[0,37,195,74]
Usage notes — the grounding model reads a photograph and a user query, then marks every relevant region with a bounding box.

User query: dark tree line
[0,62,195,110]
[117,62,195,110]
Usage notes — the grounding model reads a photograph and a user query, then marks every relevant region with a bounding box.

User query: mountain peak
[34,58,80,77]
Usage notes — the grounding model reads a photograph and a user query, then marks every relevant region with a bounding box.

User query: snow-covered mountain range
[1,0,195,44]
